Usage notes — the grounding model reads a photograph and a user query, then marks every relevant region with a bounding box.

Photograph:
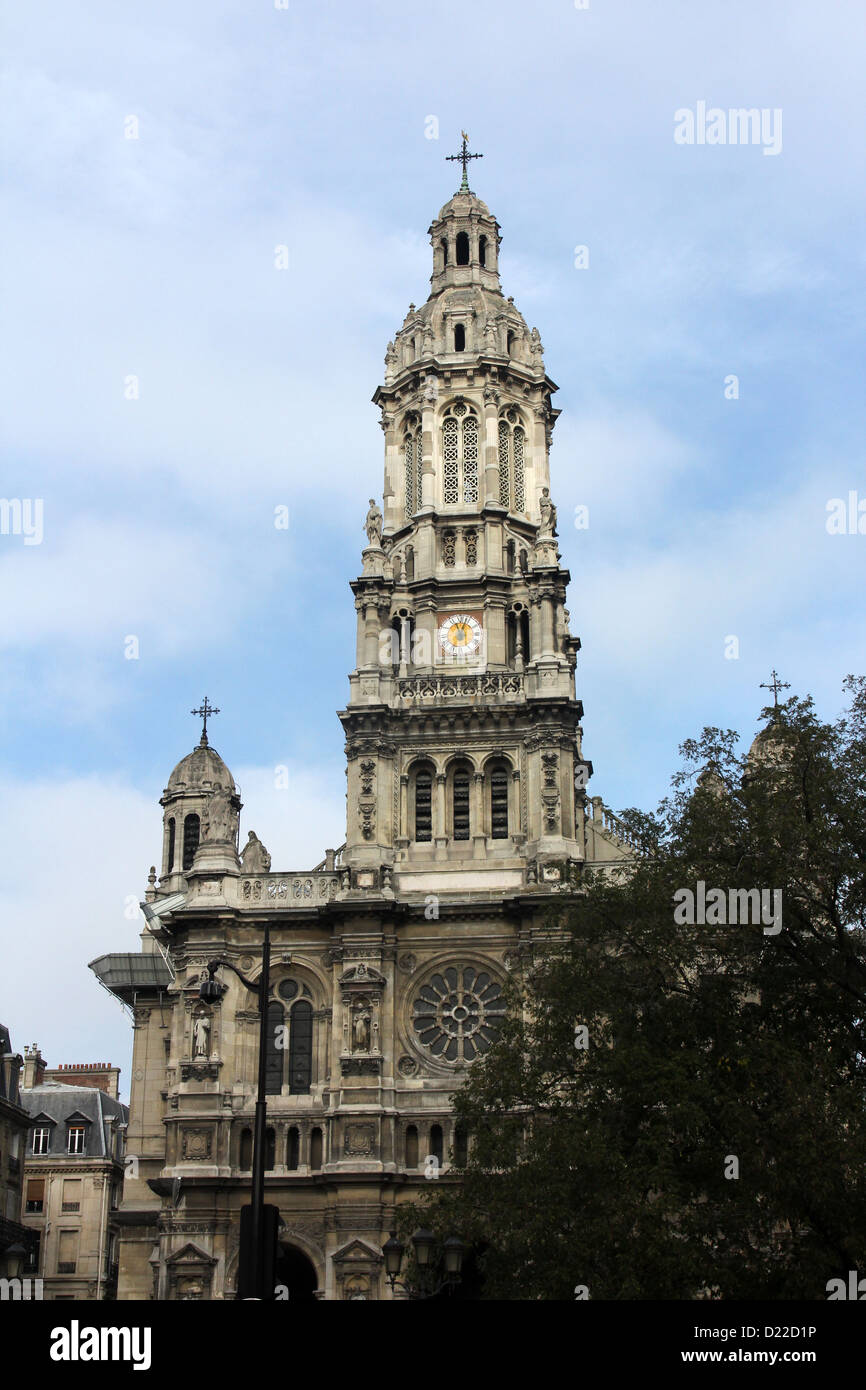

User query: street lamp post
[382,1229,465,1299]
[200,920,272,1300]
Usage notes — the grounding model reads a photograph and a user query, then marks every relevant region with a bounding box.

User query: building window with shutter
[25,1178,45,1213]
[57,1230,79,1275]
[61,1178,81,1212]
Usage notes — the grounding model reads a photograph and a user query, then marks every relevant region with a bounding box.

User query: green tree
[417,679,866,1299]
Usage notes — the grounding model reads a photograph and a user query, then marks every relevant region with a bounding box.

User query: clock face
[438,612,483,657]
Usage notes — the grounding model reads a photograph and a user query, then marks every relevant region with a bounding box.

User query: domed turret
[166,742,235,794]
[156,700,242,892]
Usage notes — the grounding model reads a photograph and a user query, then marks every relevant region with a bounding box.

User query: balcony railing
[397,672,524,703]
[240,873,339,907]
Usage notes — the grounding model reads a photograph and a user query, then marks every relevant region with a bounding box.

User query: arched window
[414,767,433,843]
[490,766,510,839]
[442,404,478,505]
[452,764,471,841]
[182,813,200,871]
[430,1124,444,1165]
[239,1127,252,1170]
[166,818,175,873]
[289,1000,313,1094]
[454,323,465,352]
[479,235,487,268]
[456,231,469,265]
[507,331,515,356]
[405,1125,419,1168]
[265,1127,276,1171]
[265,1001,284,1095]
[497,416,526,512]
[441,237,448,267]
[405,545,415,582]
[287,1126,299,1171]
[310,1127,323,1170]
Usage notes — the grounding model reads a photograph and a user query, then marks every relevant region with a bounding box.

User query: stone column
[472,772,485,858]
[483,389,500,504]
[528,594,543,661]
[434,774,447,857]
[364,600,380,667]
[355,598,366,669]
[420,404,435,511]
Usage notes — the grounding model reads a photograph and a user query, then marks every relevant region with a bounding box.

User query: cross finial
[446,130,483,193]
[759,669,791,713]
[191,696,220,746]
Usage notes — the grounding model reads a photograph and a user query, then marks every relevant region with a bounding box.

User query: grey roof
[89,952,173,1003]
[20,1083,128,1158]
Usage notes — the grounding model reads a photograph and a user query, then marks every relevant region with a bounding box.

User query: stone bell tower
[340,142,590,886]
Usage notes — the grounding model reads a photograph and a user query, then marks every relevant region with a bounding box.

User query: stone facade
[94,175,635,1300]
[19,1049,128,1300]
[0,1025,33,1275]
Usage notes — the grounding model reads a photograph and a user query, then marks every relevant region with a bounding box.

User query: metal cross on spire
[191,696,220,746]
[759,669,791,712]
[446,131,483,193]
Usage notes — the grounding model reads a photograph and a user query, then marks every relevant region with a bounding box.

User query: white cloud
[0,760,347,1101]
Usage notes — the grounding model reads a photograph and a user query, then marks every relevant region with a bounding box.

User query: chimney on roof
[23,1043,46,1088]
[44,1059,121,1099]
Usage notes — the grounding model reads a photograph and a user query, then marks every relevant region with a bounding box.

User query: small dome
[166,741,235,794]
[436,189,492,222]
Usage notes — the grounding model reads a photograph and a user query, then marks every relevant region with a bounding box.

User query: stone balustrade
[240,873,339,906]
[396,672,524,703]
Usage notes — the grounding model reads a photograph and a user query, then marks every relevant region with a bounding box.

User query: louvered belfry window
[404,426,423,518]
[498,415,526,512]
[442,404,478,505]
[415,770,433,842]
[453,768,471,840]
[491,768,509,838]
[182,813,200,871]
[404,433,415,520]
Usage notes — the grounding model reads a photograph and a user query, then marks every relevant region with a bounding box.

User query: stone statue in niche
[203,787,235,843]
[352,1005,372,1053]
[241,831,271,873]
[364,499,383,547]
[192,1014,210,1058]
[538,486,558,537]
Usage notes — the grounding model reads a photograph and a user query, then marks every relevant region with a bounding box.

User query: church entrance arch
[275,1243,318,1302]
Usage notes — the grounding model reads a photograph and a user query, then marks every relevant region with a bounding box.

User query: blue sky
[1,0,863,1096]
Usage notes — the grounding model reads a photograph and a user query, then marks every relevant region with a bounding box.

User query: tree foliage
[417,679,866,1299]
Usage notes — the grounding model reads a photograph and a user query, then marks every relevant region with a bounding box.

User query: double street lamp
[382,1228,465,1299]
[200,921,275,1300]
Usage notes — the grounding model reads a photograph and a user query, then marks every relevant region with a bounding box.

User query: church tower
[94,150,636,1302]
[343,148,589,884]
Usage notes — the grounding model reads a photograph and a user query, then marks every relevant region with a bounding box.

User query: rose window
[412,966,505,1062]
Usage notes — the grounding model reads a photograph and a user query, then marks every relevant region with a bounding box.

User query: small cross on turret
[191,696,220,746]
[446,130,483,193]
[759,669,791,713]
